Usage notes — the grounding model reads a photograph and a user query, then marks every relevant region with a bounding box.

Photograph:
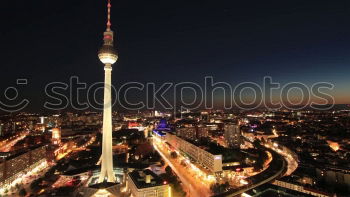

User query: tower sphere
[98,45,118,65]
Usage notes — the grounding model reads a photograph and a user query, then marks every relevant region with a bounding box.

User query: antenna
[107,0,112,31]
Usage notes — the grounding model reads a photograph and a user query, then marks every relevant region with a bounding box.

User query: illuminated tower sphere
[98,0,117,183]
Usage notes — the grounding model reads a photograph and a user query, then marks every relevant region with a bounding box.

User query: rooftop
[128,169,167,189]
[244,183,314,197]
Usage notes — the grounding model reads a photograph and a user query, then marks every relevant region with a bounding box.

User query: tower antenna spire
[107,0,112,31]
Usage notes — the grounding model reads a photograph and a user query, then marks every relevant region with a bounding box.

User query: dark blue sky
[0,0,349,111]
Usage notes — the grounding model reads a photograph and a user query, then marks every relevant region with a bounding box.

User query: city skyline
[0,0,349,112]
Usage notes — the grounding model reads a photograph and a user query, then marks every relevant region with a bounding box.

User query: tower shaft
[98,64,116,183]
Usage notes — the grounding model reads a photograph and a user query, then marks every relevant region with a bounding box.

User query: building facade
[176,127,196,140]
[176,126,209,140]
[0,145,47,187]
[165,132,222,173]
[224,124,242,148]
[273,180,333,197]
[51,127,61,145]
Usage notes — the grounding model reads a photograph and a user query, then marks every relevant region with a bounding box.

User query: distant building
[197,126,209,139]
[176,127,196,140]
[153,119,171,133]
[127,169,171,197]
[272,180,333,197]
[176,126,209,140]
[224,124,242,148]
[316,167,350,190]
[200,111,209,121]
[128,122,145,131]
[156,119,170,130]
[51,127,61,145]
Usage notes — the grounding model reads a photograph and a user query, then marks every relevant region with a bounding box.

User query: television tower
[98,0,118,183]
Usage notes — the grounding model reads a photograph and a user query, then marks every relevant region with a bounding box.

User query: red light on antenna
[163,181,167,185]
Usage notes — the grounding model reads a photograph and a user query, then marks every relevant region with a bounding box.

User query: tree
[170,151,177,159]
[253,139,261,148]
[160,159,165,166]
[19,188,27,197]
[56,186,74,195]
[30,178,42,192]
[210,182,230,194]
[165,166,173,175]
[172,183,186,197]
[253,150,268,171]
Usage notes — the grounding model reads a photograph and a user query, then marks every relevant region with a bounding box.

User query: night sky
[0,0,349,111]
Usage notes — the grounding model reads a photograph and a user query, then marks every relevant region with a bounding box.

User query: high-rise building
[224,124,242,148]
[98,0,118,183]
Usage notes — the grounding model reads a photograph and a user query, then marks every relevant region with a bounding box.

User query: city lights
[0,0,349,196]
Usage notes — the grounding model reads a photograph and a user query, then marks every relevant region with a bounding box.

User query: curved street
[213,147,287,197]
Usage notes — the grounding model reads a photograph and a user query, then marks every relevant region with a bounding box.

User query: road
[207,135,288,197]
[242,131,298,177]
[153,143,212,197]
[214,148,286,197]
[264,143,298,176]
[0,131,28,152]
